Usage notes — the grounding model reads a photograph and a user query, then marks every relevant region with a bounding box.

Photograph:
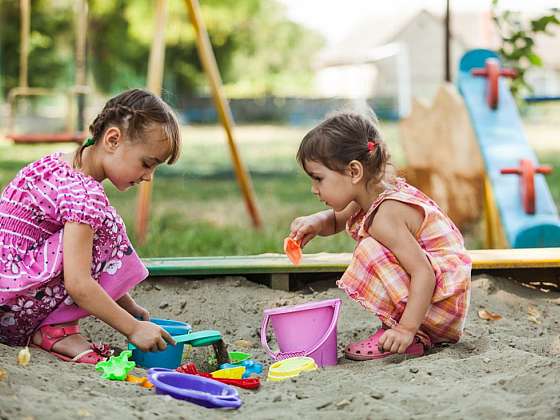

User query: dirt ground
[1,274,560,420]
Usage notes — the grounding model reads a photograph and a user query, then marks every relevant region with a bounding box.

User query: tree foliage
[491,1,560,98]
[0,0,74,93]
[0,0,324,100]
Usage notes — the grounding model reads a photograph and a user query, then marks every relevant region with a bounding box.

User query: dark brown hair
[297,111,391,184]
[73,88,181,167]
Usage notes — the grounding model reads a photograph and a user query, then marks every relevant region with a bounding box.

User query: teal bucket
[129,318,192,369]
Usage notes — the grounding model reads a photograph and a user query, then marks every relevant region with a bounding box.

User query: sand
[1,274,560,420]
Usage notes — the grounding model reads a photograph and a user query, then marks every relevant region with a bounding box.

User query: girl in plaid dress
[289,111,471,360]
[0,89,179,363]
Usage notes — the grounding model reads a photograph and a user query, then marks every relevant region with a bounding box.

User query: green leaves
[527,53,543,66]
[492,3,560,100]
[1,0,323,98]
[530,14,560,33]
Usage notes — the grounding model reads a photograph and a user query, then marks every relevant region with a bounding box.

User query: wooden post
[19,0,30,88]
[75,0,88,132]
[270,273,291,291]
[136,0,168,245]
[184,0,262,229]
[482,176,508,249]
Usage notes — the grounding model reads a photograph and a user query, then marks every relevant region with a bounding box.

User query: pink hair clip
[367,140,377,151]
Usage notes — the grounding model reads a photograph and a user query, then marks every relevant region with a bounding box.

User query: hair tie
[367,140,377,152]
[83,137,95,148]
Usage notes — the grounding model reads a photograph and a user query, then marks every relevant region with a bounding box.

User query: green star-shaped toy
[95,350,136,381]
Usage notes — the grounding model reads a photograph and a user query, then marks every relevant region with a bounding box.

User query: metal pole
[444,0,451,82]
[184,0,262,228]
[136,0,168,245]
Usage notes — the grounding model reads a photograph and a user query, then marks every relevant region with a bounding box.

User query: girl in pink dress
[289,111,471,360]
[0,89,181,364]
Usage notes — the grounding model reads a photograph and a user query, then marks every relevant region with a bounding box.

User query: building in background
[315,9,560,104]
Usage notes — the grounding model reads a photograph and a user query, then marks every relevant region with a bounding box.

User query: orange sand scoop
[126,374,153,388]
[284,237,302,265]
[126,374,146,384]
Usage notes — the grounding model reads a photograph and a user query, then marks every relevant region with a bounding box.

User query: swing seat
[6,132,86,144]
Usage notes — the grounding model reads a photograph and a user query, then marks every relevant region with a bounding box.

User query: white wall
[314,64,378,98]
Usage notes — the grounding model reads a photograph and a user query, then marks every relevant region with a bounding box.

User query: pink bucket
[260,298,341,367]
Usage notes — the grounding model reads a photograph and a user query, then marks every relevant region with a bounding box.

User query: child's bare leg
[32,320,91,357]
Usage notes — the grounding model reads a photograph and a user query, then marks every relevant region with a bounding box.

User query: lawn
[1,121,559,257]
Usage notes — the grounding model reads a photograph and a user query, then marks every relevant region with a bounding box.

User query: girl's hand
[128,320,175,352]
[378,325,416,354]
[289,214,325,248]
[128,303,150,321]
[117,294,150,321]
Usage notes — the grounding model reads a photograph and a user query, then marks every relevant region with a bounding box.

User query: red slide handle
[471,58,517,109]
[500,159,553,214]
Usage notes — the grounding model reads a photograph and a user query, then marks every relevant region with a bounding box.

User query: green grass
[537,153,560,206]
[0,124,365,257]
[1,122,559,257]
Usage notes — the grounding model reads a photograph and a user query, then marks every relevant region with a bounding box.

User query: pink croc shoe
[344,328,425,361]
[32,324,112,365]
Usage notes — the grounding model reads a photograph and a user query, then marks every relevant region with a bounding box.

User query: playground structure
[2,0,262,244]
[401,48,560,249]
[141,247,560,292]
[136,0,262,244]
[458,49,560,248]
[5,0,89,145]
[5,2,556,254]
[399,83,485,229]
[2,5,559,291]
[139,48,560,291]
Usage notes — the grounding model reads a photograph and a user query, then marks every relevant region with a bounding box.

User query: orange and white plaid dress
[337,178,471,346]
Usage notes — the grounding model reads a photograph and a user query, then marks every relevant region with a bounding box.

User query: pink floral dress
[0,153,148,345]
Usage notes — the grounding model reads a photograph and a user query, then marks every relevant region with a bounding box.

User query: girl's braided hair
[74,89,181,167]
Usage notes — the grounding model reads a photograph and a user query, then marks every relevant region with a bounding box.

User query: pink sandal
[32,324,112,365]
[345,328,426,361]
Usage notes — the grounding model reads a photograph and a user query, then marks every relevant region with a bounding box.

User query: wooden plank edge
[144,248,560,277]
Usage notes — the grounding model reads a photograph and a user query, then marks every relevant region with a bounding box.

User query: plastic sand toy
[220,360,263,378]
[210,366,245,380]
[128,327,222,369]
[128,318,192,369]
[146,318,192,335]
[126,374,153,389]
[283,237,302,265]
[126,374,146,384]
[17,346,31,366]
[261,298,341,367]
[180,330,223,347]
[128,330,222,350]
[267,356,318,382]
[96,350,135,380]
[177,363,260,390]
[147,368,242,409]
[228,351,252,364]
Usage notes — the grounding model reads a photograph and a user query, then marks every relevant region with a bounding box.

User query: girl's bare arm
[319,201,361,236]
[63,223,141,337]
